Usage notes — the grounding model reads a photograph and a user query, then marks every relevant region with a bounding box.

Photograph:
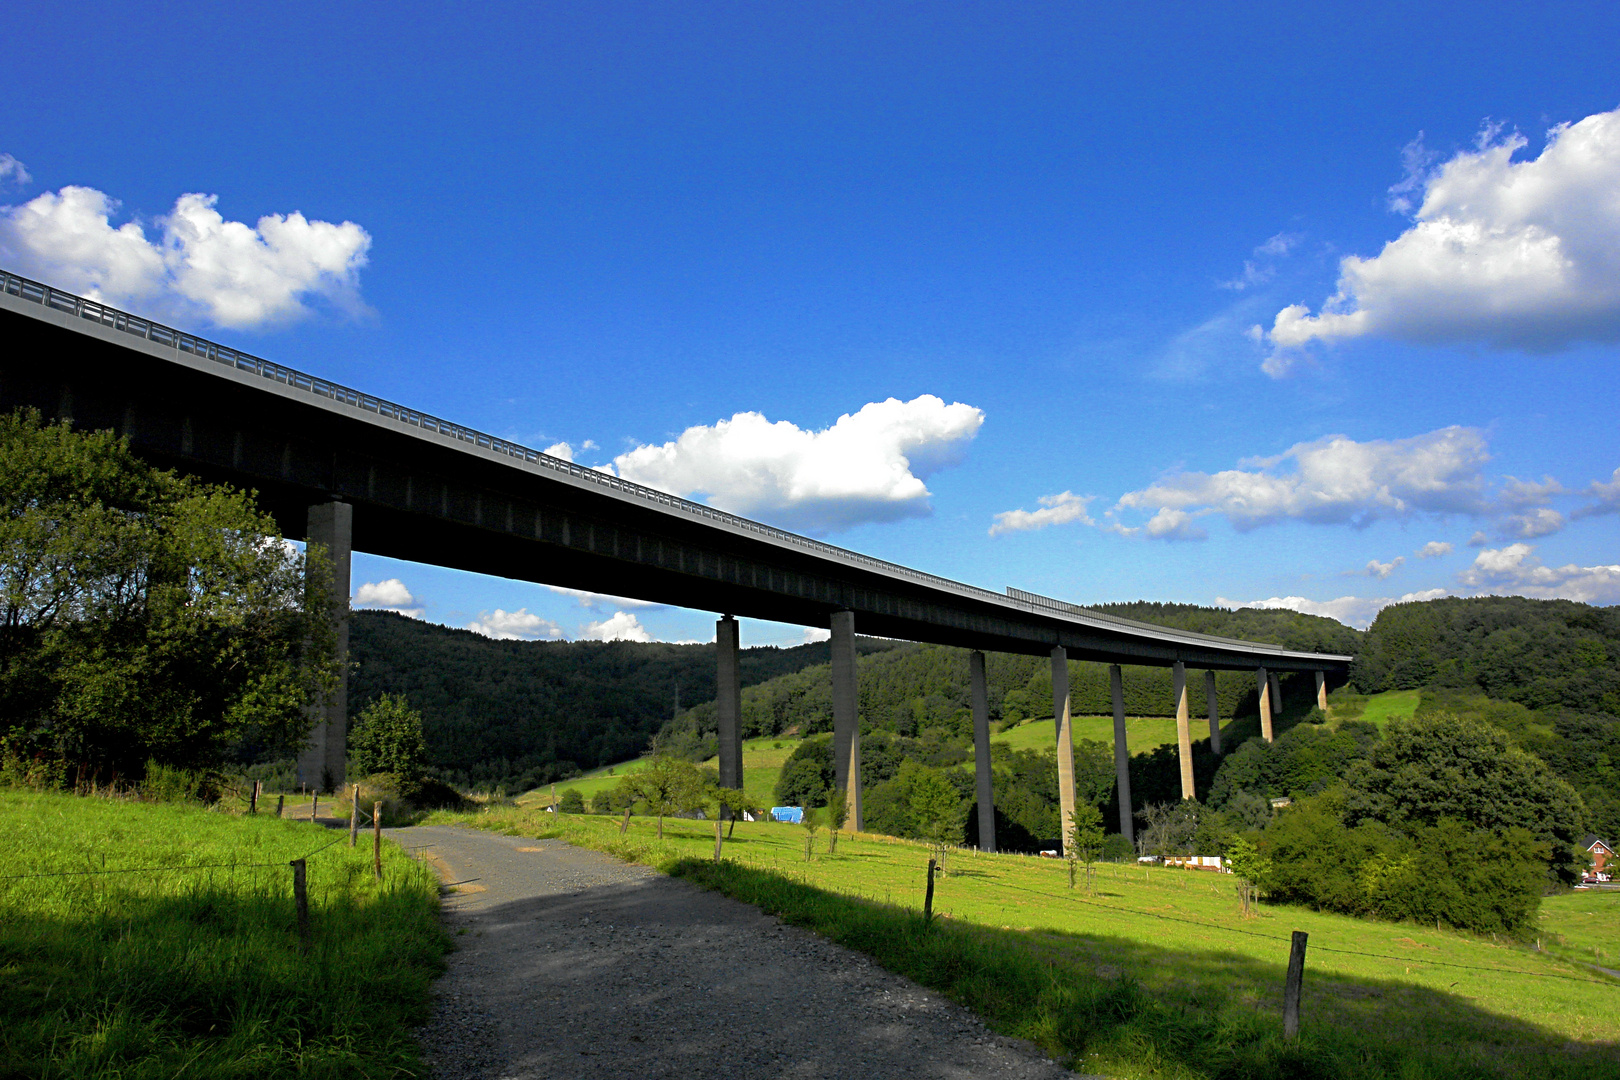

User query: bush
[558,788,586,813]
[141,761,217,803]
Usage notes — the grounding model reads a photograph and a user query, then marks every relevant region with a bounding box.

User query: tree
[801,804,820,861]
[826,785,849,853]
[907,762,964,870]
[1136,801,1201,857]
[558,788,586,814]
[350,694,428,789]
[620,755,703,839]
[1224,835,1271,917]
[1065,803,1105,893]
[1343,712,1589,885]
[0,410,338,780]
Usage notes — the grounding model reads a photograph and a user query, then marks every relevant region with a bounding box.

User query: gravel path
[390,824,1090,1080]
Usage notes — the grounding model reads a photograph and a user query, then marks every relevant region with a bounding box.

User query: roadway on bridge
[391,824,1089,1080]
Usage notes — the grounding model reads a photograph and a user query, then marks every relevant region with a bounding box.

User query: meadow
[427,805,1620,1080]
[0,790,445,1079]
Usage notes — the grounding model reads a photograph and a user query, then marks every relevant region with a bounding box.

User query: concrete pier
[830,611,863,830]
[1109,664,1133,843]
[298,499,352,792]
[1315,670,1328,711]
[970,650,994,851]
[1204,669,1222,755]
[1271,672,1283,723]
[1173,661,1194,801]
[715,616,743,800]
[1053,647,1076,853]
[1257,666,1274,743]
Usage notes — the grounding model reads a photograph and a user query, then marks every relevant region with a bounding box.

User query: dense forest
[347,611,903,790]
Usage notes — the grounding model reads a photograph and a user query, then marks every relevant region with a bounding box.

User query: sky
[3,2,1617,646]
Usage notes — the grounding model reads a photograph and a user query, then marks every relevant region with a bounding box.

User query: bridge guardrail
[0,268,1344,662]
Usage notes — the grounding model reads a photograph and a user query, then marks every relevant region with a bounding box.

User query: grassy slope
[426,807,1620,1079]
[1347,689,1423,728]
[993,714,1184,755]
[1540,889,1620,968]
[0,791,445,1079]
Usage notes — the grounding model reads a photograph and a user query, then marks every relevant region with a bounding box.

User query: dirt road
[392,824,1088,1080]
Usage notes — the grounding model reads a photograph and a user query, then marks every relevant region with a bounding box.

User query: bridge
[0,269,1353,849]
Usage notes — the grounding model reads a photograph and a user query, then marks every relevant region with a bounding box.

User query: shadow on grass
[660,857,1617,1080]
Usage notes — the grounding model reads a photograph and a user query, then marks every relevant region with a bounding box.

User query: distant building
[1164,855,1227,873]
[1581,835,1613,882]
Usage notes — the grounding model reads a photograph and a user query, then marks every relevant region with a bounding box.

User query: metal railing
[0,268,1345,661]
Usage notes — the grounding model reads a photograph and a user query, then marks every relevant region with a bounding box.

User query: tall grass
[0,790,445,1079]
[430,807,1620,1080]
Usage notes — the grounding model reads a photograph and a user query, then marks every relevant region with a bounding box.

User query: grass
[0,789,446,1079]
[993,714,1184,755]
[1343,689,1423,729]
[424,806,1620,1079]
[1540,889,1620,969]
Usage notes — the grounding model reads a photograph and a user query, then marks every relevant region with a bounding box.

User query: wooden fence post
[923,858,937,924]
[620,807,632,835]
[276,794,284,818]
[249,780,259,815]
[311,793,319,822]
[348,784,360,847]
[373,801,384,882]
[714,818,723,861]
[290,858,311,955]
[1283,930,1308,1039]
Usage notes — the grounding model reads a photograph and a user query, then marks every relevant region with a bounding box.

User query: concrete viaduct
[0,270,1353,850]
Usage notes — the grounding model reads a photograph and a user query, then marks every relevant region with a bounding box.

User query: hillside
[347,611,904,791]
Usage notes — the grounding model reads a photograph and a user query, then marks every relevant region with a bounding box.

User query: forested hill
[347,611,904,790]
[1087,602,1363,655]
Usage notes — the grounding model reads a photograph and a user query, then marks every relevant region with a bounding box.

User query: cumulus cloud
[1574,467,1620,519]
[0,153,29,188]
[543,442,574,462]
[1458,544,1620,603]
[1417,541,1454,558]
[801,626,832,644]
[1218,589,1452,630]
[1468,531,1490,546]
[989,492,1094,536]
[1499,507,1566,539]
[352,578,425,618]
[1107,507,1208,542]
[466,608,564,641]
[611,395,984,534]
[1362,557,1405,580]
[1261,107,1620,374]
[580,611,652,642]
[0,182,371,329]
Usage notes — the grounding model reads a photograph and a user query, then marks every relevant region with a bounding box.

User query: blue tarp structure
[771,806,803,823]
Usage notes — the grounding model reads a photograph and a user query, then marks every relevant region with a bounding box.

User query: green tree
[621,755,703,839]
[1065,803,1105,893]
[1224,835,1272,917]
[0,410,337,780]
[800,804,820,861]
[1343,712,1588,885]
[826,785,849,853]
[558,788,586,814]
[350,694,428,788]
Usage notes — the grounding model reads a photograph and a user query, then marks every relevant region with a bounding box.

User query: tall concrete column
[715,616,743,802]
[1270,673,1284,722]
[1204,669,1222,755]
[1173,661,1195,801]
[830,610,862,831]
[298,500,352,792]
[970,650,994,852]
[1256,666,1273,743]
[1052,646,1076,853]
[1315,670,1328,711]
[1109,664,1133,844]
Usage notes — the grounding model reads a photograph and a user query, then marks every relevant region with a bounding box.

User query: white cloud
[466,608,564,641]
[801,626,832,644]
[0,183,370,329]
[0,153,29,189]
[543,442,574,462]
[611,395,984,534]
[989,491,1094,536]
[1262,107,1620,373]
[1417,541,1454,558]
[1468,531,1490,546]
[1498,507,1566,539]
[1218,589,1452,630]
[352,578,424,618]
[580,610,652,642]
[1219,232,1303,290]
[1109,426,1489,537]
[1363,556,1405,580]
[1458,544,1620,603]
[1108,507,1208,542]
[1574,467,1620,519]
[546,586,659,610]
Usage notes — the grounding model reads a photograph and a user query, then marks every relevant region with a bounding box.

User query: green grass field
[1342,689,1423,728]
[424,806,1620,1079]
[0,790,445,1079]
[1540,889,1620,969]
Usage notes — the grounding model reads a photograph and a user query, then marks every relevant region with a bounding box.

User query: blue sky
[3,2,1617,645]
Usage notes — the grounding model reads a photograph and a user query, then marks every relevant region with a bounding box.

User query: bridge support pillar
[1109,664,1133,845]
[1053,647,1076,854]
[1205,669,1222,755]
[830,611,862,831]
[1271,672,1284,723]
[970,650,994,852]
[1173,662,1195,801]
[1315,670,1328,712]
[715,616,743,804]
[1257,666,1273,743]
[298,500,351,792]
